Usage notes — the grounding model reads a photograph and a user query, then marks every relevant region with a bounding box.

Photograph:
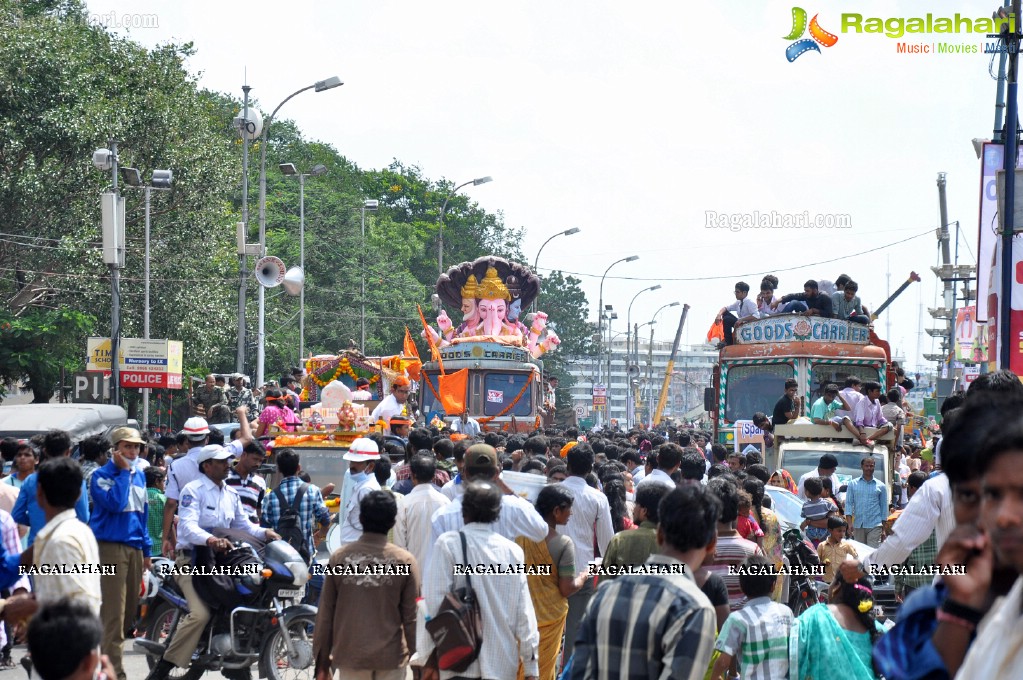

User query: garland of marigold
[305,357,381,389]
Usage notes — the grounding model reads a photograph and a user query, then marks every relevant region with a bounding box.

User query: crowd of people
[1,367,1021,679]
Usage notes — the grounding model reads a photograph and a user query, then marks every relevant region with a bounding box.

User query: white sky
[83,0,1008,373]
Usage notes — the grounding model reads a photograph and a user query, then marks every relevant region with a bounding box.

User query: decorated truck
[710,314,895,449]
[418,256,561,433]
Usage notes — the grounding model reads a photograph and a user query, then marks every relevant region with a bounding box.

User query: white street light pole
[361,199,379,350]
[257,76,342,387]
[532,227,580,313]
[625,284,661,426]
[596,255,639,412]
[438,176,492,275]
[281,163,327,362]
[119,167,172,427]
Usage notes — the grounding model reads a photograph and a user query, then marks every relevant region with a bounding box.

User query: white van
[0,404,128,445]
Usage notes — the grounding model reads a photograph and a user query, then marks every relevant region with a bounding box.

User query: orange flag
[416,304,444,374]
[403,327,422,382]
[439,368,469,415]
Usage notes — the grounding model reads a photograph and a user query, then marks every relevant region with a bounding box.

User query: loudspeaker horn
[282,266,304,296]
[255,256,287,287]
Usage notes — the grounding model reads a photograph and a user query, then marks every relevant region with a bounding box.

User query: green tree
[0,309,95,402]
[535,271,594,409]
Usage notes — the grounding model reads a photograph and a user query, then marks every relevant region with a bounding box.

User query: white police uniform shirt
[166,439,244,502]
[339,475,382,545]
[176,475,267,551]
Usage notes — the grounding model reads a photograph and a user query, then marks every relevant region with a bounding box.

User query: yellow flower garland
[305,357,380,389]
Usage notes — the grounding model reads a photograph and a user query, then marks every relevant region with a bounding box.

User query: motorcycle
[134,531,317,680]
[783,528,828,615]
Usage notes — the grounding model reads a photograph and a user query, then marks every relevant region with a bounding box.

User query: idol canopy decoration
[426,257,561,358]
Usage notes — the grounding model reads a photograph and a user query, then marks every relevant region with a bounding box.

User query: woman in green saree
[789,576,885,680]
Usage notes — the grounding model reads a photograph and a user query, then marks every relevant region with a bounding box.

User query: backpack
[191,529,264,610]
[274,483,310,562]
[425,531,483,672]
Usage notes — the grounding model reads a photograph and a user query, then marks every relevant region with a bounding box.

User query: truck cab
[711,314,895,451]
[774,423,895,503]
[419,341,542,433]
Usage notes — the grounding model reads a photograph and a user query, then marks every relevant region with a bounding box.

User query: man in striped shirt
[571,485,720,680]
[225,441,267,524]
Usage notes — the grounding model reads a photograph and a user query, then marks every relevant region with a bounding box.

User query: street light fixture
[280,162,328,362]
[532,227,582,312]
[119,167,173,425]
[625,284,661,427]
[361,199,380,351]
[596,255,639,402]
[256,76,343,387]
[438,176,492,275]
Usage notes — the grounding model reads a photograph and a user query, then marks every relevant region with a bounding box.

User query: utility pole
[237,85,252,374]
[1001,0,1021,369]
[109,139,121,406]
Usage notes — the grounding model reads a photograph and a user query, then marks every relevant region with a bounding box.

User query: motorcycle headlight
[285,560,310,587]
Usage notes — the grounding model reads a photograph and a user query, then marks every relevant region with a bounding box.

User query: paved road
[7,642,239,679]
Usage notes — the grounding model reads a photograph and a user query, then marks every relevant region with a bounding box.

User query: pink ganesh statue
[427,259,560,359]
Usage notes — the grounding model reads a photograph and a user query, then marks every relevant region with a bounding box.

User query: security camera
[92,148,114,171]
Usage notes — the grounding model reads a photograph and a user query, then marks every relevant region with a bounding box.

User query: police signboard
[735,316,870,345]
[86,337,184,389]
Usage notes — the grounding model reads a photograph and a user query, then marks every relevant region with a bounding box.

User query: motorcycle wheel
[261,614,316,680]
[789,581,817,616]
[144,601,207,680]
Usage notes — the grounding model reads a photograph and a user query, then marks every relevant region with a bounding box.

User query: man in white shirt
[370,377,411,433]
[148,445,279,680]
[556,442,615,661]
[835,375,865,420]
[449,411,481,437]
[797,453,841,500]
[394,454,450,569]
[422,481,539,680]
[428,445,547,569]
[339,438,382,546]
[636,443,681,491]
[350,377,374,400]
[29,457,101,616]
[715,281,759,346]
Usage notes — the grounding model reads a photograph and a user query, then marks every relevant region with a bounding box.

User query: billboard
[985,237,1023,373]
[977,143,1023,322]
[954,306,988,362]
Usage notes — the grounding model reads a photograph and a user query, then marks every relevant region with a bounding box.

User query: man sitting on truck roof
[832,279,870,325]
[771,279,834,317]
[852,381,893,447]
[715,281,759,346]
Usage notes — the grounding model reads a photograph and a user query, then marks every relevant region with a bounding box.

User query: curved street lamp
[255,76,342,386]
[438,176,492,275]
[532,227,581,312]
[597,255,639,386]
[625,285,661,426]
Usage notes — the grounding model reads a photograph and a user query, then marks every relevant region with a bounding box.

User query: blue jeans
[782,301,808,313]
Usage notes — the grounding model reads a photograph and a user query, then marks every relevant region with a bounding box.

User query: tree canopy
[0,0,591,413]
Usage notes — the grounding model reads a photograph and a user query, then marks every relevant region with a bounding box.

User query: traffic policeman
[146,445,280,680]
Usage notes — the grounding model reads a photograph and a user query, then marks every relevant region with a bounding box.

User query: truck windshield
[779,449,887,490]
[724,364,792,422]
[420,372,442,414]
[484,372,533,416]
[809,364,881,402]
